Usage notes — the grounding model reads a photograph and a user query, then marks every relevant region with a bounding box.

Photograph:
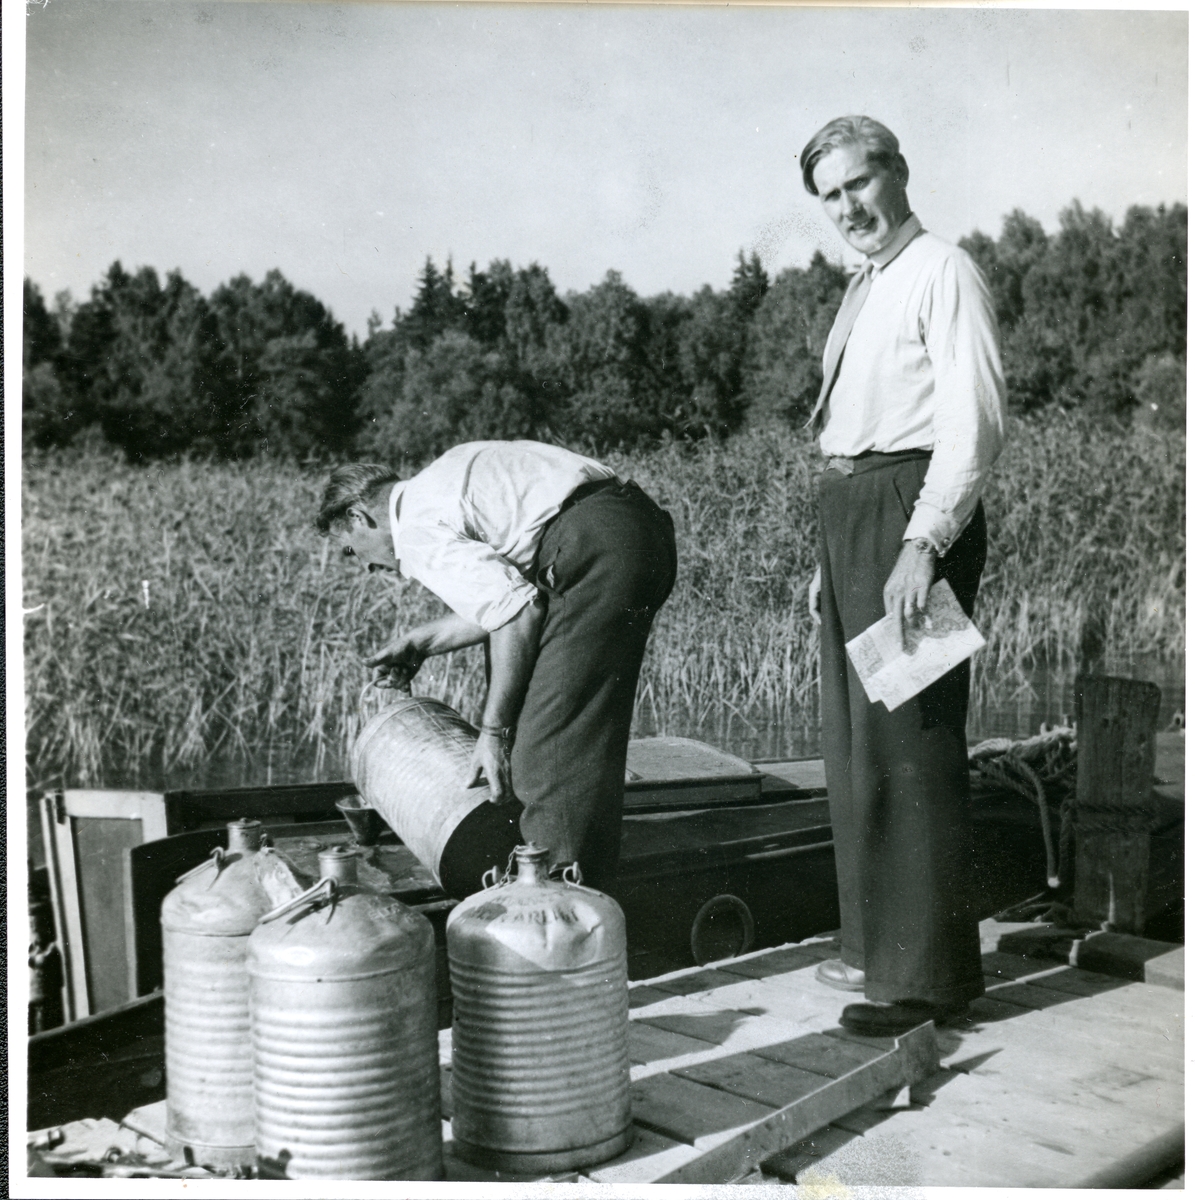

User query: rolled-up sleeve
[397,523,536,631]
[905,251,1007,552]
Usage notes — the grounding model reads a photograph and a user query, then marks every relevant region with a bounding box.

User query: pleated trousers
[818,452,987,1007]
[438,480,676,899]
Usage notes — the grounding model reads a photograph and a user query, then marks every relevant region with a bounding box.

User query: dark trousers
[516,480,676,893]
[818,453,986,1007]
[438,481,676,899]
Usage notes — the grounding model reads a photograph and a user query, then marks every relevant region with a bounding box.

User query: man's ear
[893,153,910,189]
[347,505,378,530]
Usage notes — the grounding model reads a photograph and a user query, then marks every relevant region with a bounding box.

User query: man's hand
[365,634,426,691]
[808,564,822,626]
[883,538,937,651]
[364,614,489,690]
[463,598,545,804]
[467,729,514,804]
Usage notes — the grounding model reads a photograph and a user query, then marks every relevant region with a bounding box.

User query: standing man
[317,440,676,897]
[801,116,1006,1034]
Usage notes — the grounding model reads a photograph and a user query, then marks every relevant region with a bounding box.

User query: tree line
[23,201,1186,463]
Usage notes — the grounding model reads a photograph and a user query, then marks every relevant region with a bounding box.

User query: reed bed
[22,410,1183,788]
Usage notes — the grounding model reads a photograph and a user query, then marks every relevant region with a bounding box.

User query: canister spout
[513,844,551,884]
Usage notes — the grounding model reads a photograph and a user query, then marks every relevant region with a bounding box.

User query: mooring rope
[969,725,1078,889]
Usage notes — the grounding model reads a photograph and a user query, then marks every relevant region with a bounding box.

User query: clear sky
[21,1,1188,338]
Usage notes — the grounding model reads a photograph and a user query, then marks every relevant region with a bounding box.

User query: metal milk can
[247,845,443,1181]
[161,818,274,1170]
[446,844,632,1173]
[351,695,521,897]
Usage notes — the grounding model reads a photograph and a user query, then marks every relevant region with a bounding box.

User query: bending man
[801,116,1007,1034]
[317,440,677,897]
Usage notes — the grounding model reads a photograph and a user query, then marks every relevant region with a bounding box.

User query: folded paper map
[845,579,986,711]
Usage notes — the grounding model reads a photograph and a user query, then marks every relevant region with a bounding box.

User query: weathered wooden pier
[434,920,1184,1186]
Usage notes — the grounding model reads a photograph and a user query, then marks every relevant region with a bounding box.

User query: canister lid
[227,818,264,853]
[318,844,360,884]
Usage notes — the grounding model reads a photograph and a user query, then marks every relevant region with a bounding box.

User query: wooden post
[1072,676,1160,934]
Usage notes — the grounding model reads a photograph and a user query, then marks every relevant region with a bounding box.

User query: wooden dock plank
[628,984,675,1008]
[809,1103,1084,1188]
[628,1005,888,1084]
[637,963,854,1034]
[631,993,810,1052]
[759,1124,862,1183]
[979,949,1071,981]
[977,1037,1182,1099]
[976,980,1183,1045]
[946,1025,1183,1099]
[940,998,1182,1098]
[675,1053,836,1108]
[715,945,829,978]
[631,1071,776,1144]
[836,1061,1184,1188]
[907,1066,1182,1157]
[650,967,747,996]
[1013,964,1138,998]
[984,978,1117,1011]
[628,1021,713,1066]
[752,1030,888,1078]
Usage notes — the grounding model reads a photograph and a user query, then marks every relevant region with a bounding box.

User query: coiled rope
[969,725,1078,889]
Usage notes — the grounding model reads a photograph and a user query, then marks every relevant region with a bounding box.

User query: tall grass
[22,410,1183,788]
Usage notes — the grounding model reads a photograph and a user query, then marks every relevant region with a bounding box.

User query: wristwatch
[907,537,937,558]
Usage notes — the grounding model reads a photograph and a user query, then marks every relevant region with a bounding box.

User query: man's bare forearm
[407,613,490,656]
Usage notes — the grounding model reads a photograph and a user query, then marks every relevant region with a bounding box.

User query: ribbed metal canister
[350,695,490,884]
[247,846,443,1181]
[446,844,632,1173]
[161,818,272,1170]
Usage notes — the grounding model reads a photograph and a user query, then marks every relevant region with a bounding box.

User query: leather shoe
[839,1000,968,1036]
[815,959,866,992]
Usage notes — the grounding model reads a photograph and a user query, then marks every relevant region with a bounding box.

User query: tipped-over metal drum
[351,695,522,897]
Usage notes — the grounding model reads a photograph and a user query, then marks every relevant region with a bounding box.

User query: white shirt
[820,215,1007,552]
[388,441,615,631]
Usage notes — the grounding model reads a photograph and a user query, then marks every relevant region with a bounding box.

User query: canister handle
[561,862,583,886]
[481,847,521,889]
[175,846,226,887]
[258,877,338,924]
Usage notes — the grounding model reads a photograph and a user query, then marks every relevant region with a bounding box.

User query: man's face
[812,142,910,257]
[337,507,399,574]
